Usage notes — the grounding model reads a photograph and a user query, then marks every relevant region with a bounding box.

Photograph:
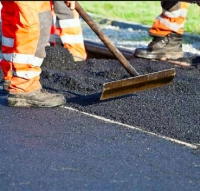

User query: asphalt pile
[41,46,200,144]
[0,46,199,144]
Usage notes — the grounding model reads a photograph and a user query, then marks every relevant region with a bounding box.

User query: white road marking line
[64,106,198,149]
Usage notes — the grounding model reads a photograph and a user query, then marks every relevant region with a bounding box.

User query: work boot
[134,32,184,60]
[7,89,66,108]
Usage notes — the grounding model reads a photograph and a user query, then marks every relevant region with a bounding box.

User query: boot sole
[134,51,184,60]
[7,97,66,108]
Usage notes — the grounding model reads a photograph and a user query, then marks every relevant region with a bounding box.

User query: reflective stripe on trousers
[0,1,51,93]
[149,1,189,37]
[50,1,87,60]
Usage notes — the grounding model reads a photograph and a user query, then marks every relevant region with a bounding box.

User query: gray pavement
[0,93,200,191]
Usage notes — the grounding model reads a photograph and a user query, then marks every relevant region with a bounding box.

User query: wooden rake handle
[75,1,139,77]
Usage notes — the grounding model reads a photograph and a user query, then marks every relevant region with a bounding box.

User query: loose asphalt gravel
[39,46,200,145]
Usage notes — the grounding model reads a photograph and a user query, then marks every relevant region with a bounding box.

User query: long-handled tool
[75,2,176,100]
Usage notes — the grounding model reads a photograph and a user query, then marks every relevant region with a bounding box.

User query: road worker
[134,1,196,60]
[0,1,75,107]
[49,1,87,62]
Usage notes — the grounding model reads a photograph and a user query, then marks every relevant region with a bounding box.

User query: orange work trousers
[50,1,87,60]
[0,1,51,93]
[149,1,189,37]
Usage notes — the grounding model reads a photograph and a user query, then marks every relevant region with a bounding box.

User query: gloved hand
[65,1,75,9]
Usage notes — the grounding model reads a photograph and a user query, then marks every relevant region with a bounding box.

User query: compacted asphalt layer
[0,46,200,191]
[0,95,200,191]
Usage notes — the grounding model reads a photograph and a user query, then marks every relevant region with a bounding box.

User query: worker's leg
[0,1,13,92]
[53,1,87,61]
[49,1,57,47]
[0,1,66,107]
[134,1,189,60]
[0,1,12,93]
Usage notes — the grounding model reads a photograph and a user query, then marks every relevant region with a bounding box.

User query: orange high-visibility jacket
[50,1,87,60]
[0,1,51,93]
[149,1,189,37]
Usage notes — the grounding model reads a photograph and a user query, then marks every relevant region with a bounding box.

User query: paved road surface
[0,92,200,191]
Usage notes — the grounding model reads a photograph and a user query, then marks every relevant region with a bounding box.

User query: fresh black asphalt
[0,46,200,190]
[41,46,200,144]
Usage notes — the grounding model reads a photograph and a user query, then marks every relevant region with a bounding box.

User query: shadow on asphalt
[42,84,135,106]
[66,91,137,106]
[43,86,137,106]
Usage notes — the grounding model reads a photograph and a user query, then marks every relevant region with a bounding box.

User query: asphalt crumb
[1,46,200,144]
[39,46,200,144]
